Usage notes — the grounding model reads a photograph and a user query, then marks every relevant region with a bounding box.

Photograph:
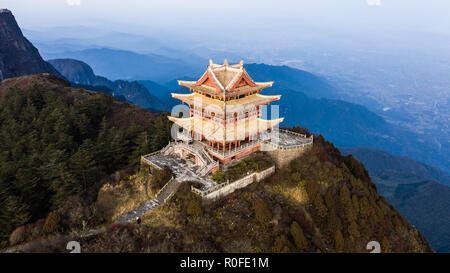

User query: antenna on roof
[224,59,228,65]
[209,59,213,66]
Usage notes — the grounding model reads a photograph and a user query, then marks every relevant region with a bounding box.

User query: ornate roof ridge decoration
[178,59,273,98]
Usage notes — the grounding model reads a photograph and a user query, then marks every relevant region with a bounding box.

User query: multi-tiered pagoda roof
[169,59,284,164]
[178,59,274,99]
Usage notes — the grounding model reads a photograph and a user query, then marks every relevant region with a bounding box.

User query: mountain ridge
[44,47,201,83]
[0,76,433,252]
[48,58,167,112]
[0,9,60,81]
[341,146,450,252]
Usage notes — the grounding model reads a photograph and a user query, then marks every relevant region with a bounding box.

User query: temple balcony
[201,139,261,158]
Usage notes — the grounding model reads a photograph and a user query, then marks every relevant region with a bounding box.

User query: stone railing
[175,141,219,176]
[267,138,313,150]
[155,176,178,203]
[266,130,313,150]
[191,179,231,197]
[279,129,308,138]
[141,150,163,170]
[191,165,276,200]
[201,140,262,158]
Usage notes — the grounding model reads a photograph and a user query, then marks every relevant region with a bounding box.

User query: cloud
[67,0,81,6]
[366,0,381,6]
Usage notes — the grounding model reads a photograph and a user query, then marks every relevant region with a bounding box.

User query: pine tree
[0,195,31,235]
[352,195,360,217]
[381,236,391,253]
[334,230,345,252]
[290,221,308,250]
[340,185,355,223]
[272,235,291,253]
[313,195,328,219]
[348,221,360,239]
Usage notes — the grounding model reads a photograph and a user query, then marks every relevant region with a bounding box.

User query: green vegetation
[0,76,432,253]
[43,211,60,234]
[290,221,307,250]
[63,135,432,253]
[253,198,272,226]
[211,152,273,183]
[0,76,171,246]
[147,167,173,197]
[186,199,203,218]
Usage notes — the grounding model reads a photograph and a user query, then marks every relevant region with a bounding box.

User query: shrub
[149,167,173,195]
[211,170,227,183]
[9,226,26,246]
[186,199,203,218]
[305,179,320,201]
[312,231,325,250]
[253,199,272,226]
[272,235,291,253]
[43,211,60,234]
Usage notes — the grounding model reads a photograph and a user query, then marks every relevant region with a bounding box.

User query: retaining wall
[193,165,276,203]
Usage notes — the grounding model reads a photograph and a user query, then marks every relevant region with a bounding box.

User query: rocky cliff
[0,9,60,81]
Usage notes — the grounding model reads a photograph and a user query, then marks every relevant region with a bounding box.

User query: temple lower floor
[200,139,262,164]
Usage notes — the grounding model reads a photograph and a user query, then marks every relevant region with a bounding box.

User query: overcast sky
[2,0,450,36]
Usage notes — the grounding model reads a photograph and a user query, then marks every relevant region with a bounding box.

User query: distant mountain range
[246,63,340,99]
[0,9,60,81]
[243,63,449,175]
[341,147,450,187]
[48,58,167,112]
[44,48,202,83]
[342,147,450,253]
[0,10,442,253]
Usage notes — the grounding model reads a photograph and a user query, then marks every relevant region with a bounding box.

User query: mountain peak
[0,9,60,81]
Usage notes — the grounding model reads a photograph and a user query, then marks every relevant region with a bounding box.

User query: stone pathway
[115,199,161,223]
[2,172,181,253]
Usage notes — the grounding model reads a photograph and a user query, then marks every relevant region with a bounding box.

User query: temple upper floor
[178,59,274,99]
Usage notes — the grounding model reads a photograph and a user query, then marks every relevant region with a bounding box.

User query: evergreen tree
[290,221,308,250]
[334,230,345,252]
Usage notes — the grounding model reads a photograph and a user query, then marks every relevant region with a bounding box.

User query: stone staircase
[115,177,181,223]
[155,177,181,203]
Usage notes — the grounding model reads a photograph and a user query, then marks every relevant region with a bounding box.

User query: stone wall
[265,145,311,168]
[193,165,276,203]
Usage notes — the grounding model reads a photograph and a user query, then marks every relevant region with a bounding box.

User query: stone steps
[156,178,181,203]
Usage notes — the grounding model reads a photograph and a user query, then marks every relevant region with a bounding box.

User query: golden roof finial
[224,59,228,65]
[240,60,244,66]
[209,59,213,66]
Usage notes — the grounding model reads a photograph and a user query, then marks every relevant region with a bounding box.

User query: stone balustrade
[191,165,276,201]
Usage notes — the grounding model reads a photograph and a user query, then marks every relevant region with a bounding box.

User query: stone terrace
[143,153,217,191]
[266,130,313,148]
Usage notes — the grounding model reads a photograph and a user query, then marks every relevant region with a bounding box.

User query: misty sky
[3,0,450,37]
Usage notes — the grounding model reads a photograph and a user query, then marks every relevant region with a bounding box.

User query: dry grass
[140,204,180,229]
[269,180,308,205]
[96,172,149,223]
